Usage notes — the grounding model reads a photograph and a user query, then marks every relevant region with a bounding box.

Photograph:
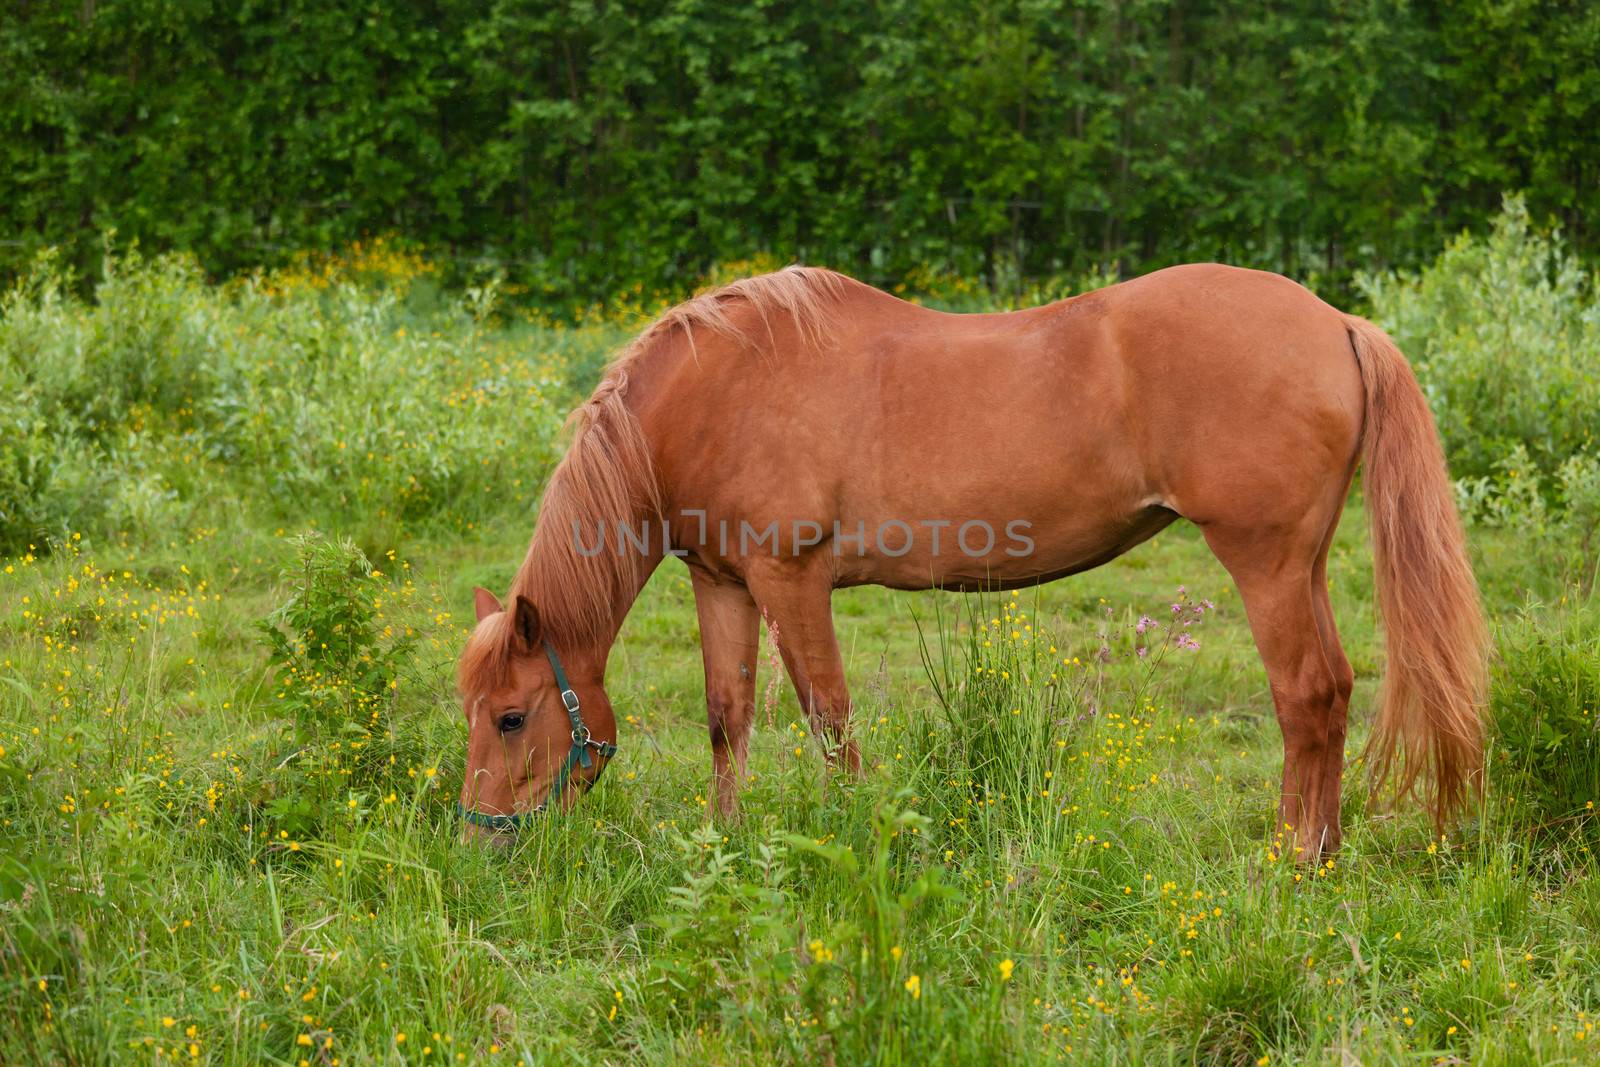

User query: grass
[2,245,1598,1063]
[4,493,1599,1065]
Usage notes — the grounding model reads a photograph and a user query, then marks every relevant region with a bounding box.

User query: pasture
[3,221,1599,1065]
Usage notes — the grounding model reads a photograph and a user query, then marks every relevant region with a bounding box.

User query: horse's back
[834,263,1363,519]
[640,263,1364,587]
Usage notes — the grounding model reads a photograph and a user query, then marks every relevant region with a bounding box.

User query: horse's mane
[459,266,847,694]
[614,264,849,369]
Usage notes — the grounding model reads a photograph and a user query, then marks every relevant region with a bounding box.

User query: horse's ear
[510,594,542,650]
[472,586,502,622]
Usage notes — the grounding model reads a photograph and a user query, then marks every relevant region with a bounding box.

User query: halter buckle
[560,688,581,714]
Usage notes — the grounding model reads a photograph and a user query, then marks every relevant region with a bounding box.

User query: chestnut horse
[457,264,1486,858]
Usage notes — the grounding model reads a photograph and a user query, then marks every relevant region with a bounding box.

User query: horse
[456,264,1487,859]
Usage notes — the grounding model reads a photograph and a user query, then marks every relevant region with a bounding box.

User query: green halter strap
[456,639,618,833]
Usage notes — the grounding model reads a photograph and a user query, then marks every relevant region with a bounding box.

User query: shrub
[1361,196,1600,528]
[0,243,593,555]
[0,392,109,550]
[258,533,409,744]
[254,533,421,837]
[1489,595,1600,842]
[645,826,797,1034]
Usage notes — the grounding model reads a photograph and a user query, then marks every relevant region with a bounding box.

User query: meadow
[3,206,1600,1065]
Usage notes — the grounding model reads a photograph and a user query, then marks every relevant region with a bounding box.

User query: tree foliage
[3,0,1598,302]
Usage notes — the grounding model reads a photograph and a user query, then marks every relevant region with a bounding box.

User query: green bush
[253,532,421,838]
[0,245,600,555]
[258,533,408,744]
[645,827,798,1035]
[1362,197,1600,525]
[6,2,1600,304]
[1490,595,1600,842]
[0,393,108,551]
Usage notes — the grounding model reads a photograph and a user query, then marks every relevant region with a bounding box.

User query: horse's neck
[587,541,664,671]
[519,523,665,676]
[521,350,672,672]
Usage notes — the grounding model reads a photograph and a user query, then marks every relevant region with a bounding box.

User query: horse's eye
[498,713,525,734]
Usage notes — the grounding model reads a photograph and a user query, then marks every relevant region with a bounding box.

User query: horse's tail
[1345,314,1489,828]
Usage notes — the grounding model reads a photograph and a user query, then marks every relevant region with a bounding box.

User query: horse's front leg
[689,568,760,818]
[745,562,861,775]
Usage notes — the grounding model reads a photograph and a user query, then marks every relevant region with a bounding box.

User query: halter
[456,639,618,832]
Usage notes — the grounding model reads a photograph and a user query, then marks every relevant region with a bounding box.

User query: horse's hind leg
[690,570,760,818]
[1309,513,1356,853]
[1202,520,1347,861]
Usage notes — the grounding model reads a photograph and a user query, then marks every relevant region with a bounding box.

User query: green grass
[4,495,1598,1065]
[2,246,1599,1063]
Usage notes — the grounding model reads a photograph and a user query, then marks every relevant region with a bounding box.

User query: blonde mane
[459,266,848,693]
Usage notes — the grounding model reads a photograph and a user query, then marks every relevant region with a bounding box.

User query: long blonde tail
[1346,314,1489,826]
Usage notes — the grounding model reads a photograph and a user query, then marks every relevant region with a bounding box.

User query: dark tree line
[3,0,1597,302]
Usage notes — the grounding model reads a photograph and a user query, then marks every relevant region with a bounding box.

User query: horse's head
[456,587,617,844]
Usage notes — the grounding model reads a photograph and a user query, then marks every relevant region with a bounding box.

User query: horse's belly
[832,500,1177,591]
